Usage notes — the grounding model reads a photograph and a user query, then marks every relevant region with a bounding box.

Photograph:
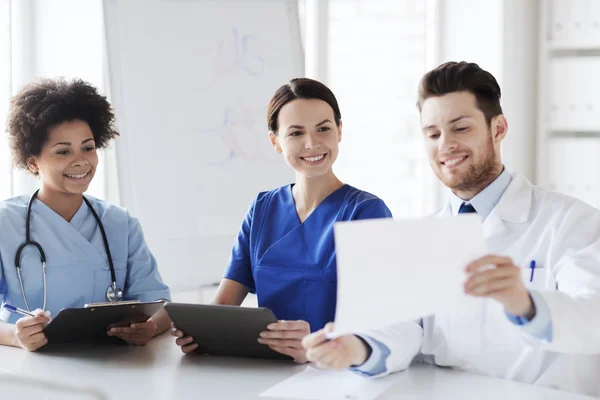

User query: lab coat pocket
[92,262,128,303]
[521,264,548,290]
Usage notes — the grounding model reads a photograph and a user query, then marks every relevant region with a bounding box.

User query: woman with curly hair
[0,78,171,351]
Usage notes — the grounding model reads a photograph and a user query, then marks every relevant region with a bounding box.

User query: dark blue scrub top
[224,184,392,331]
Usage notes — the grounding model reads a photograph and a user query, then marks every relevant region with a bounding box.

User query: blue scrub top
[0,195,171,324]
[224,184,392,331]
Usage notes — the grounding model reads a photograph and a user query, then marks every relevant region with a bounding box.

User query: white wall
[304,0,328,82]
[437,0,539,183]
[32,0,104,86]
[500,0,538,182]
[439,0,504,78]
[10,0,38,195]
[0,0,11,199]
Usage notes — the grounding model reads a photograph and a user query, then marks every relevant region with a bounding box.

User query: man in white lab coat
[302,61,600,397]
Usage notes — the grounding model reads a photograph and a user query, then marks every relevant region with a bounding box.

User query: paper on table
[333,215,486,334]
[259,365,398,400]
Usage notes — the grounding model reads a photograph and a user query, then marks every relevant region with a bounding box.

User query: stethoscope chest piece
[106,282,123,302]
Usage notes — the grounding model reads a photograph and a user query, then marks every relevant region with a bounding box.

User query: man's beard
[442,136,500,194]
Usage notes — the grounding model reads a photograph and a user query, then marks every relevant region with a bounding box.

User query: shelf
[547,41,600,52]
[548,45,600,57]
[548,130,600,138]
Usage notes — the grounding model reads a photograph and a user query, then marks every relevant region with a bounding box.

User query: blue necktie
[458,202,476,214]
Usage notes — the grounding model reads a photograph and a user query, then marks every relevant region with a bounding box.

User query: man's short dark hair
[417,61,503,125]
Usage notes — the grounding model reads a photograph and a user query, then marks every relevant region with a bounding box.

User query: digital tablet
[164,303,293,361]
[42,300,166,346]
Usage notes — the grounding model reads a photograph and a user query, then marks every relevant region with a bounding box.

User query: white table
[0,333,594,399]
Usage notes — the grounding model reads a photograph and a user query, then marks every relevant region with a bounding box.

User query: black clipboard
[164,303,293,361]
[42,300,166,347]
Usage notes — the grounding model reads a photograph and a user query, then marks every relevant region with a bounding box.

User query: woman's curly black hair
[6,78,119,171]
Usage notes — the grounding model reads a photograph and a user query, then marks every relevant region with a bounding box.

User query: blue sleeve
[505,291,553,341]
[223,198,256,292]
[350,335,391,376]
[355,199,393,220]
[0,249,4,301]
[0,250,7,321]
[124,216,172,302]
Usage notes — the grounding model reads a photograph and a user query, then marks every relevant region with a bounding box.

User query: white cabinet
[538,0,600,208]
[547,138,600,206]
[548,0,600,49]
[547,58,600,131]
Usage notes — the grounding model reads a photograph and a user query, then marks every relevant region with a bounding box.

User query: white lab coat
[366,173,600,397]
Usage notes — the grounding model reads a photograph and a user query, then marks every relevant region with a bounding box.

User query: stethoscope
[15,189,123,311]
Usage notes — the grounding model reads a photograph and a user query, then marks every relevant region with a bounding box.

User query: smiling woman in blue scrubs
[172,78,392,361]
[0,78,171,351]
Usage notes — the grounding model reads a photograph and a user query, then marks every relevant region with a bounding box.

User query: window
[0,0,109,200]
[328,0,432,217]
[0,0,10,200]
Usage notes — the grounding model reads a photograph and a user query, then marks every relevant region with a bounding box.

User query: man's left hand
[464,255,535,318]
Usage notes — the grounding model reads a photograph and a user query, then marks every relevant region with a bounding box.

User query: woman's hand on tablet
[107,319,158,346]
[171,322,198,353]
[258,320,311,363]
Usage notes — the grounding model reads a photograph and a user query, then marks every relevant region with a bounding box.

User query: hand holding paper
[303,323,370,369]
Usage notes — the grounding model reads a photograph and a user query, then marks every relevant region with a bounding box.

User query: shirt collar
[449,167,513,221]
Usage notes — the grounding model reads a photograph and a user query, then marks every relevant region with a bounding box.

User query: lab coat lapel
[438,200,506,239]
[482,213,506,239]
[437,173,533,240]
[483,173,533,240]
[436,203,452,217]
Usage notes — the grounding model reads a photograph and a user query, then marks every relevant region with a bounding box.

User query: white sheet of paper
[333,215,486,334]
[259,366,398,400]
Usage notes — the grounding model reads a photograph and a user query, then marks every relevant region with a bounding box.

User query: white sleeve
[540,202,600,354]
[538,291,600,354]
[356,320,423,378]
[351,335,391,376]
